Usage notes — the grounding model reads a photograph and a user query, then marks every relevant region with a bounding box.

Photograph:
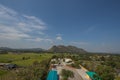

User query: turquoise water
[47,70,58,80]
[86,71,101,80]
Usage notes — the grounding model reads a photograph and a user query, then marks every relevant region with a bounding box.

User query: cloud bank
[0,4,49,41]
[0,4,55,48]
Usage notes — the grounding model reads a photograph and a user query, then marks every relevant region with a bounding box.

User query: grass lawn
[0,53,53,66]
[0,70,8,76]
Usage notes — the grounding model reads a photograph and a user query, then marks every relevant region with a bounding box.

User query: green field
[0,53,53,66]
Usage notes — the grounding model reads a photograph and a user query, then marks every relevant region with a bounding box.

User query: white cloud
[56,33,62,41]
[37,32,45,35]
[0,4,47,40]
[56,33,62,36]
[17,22,32,32]
[0,33,30,40]
[84,26,96,34]
[23,15,46,30]
[23,15,45,26]
[0,5,18,22]
[71,41,89,45]
[34,38,43,42]
[56,36,62,40]
[0,24,30,40]
[0,4,17,15]
[27,38,53,43]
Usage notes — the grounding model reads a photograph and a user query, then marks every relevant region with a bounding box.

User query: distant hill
[0,47,44,53]
[48,45,87,53]
[0,47,12,51]
[0,45,87,54]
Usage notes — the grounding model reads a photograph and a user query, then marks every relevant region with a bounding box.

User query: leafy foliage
[61,69,74,80]
[16,58,51,80]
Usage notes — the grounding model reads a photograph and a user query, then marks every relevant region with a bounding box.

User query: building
[4,64,17,69]
[0,63,17,69]
[0,63,9,68]
[64,58,72,63]
[63,58,74,65]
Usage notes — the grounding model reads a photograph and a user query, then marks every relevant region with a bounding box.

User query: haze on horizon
[0,0,120,53]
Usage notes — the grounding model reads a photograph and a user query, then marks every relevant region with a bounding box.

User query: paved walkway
[76,65,91,80]
[57,66,83,80]
[76,69,91,80]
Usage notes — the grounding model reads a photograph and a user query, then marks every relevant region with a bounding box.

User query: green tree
[95,65,115,80]
[61,69,74,80]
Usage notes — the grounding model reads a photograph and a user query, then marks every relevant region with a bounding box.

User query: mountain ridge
[0,45,87,53]
[47,45,87,53]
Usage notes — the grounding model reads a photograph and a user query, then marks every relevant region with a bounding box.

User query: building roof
[86,71,101,80]
[65,58,72,62]
[47,70,58,80]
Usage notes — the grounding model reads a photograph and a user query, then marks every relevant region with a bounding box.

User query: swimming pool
[47,70,58,80]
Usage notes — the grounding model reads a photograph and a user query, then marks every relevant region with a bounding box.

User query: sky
[0,0,120,53]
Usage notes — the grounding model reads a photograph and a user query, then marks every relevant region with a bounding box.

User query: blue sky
[0,0,120,53]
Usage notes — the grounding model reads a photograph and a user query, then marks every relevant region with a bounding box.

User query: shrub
[61,69,74,80]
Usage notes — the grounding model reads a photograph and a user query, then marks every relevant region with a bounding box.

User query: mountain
[0,47,12,50]
[48,45,87,53]
[0,45,87,54]
[0,47,44,53]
